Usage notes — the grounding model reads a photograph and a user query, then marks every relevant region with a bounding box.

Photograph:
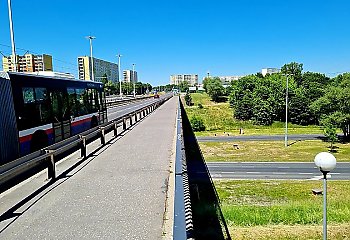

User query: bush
[198,103,203,109]
[184,92,193,106]
[190,116,206,131]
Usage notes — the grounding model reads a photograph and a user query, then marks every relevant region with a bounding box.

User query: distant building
[2,53,53,72]
[170,74,198,86]
[261,68,280,77]
[78,56,119,82]
[217,76,242,85]
[123,70,138,83]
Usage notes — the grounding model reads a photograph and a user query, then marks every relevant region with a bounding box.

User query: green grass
[216,180,350,225]
[215,180,350,239]
[199,140,350,162]
[185,93,325,136]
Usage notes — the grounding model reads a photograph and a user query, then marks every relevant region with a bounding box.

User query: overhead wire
[0,42,79,73]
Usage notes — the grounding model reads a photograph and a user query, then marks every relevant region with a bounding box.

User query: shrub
[184,92,193,106]
[198,103,203,109]
[190,115,206,131]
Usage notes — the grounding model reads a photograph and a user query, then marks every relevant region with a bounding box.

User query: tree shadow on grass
[210,96,228,103]
[180,100,231,240]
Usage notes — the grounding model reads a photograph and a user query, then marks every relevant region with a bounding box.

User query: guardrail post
[123,118,127,130]
[130,115,133,126]
[46,150,56,180]
[135,112,138,122]
[100,127,106,145]
[80,136,87,159]
[113,121,118,136]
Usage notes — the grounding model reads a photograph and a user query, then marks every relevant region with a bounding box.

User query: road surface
[207,162,350,180]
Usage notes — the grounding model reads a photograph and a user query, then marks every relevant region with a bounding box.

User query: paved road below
[0,97,178,239]
[197,134,325,142]
[207,162,350,180]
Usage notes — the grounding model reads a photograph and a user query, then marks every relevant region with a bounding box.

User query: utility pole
[86,36,96,81]
[285,75,289,147]
[132,63,136,98]
[118,54,122,97]
[7,0,17,71]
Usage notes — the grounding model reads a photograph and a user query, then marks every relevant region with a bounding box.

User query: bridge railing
[105,95,153,107]
[173,97,193,239]
[0,96,172,187]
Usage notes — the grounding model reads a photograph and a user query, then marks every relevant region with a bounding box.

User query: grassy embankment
[185,93,324,136]
[184,93,350,239]
[216,180,350,240]
[200,140,350,162]
[186,92,350,162]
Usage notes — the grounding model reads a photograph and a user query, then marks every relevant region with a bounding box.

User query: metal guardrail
[0,96,172,186]
[105,95,153,107]
[173,97,193,239]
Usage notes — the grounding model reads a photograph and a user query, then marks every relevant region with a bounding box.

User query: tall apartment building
[78,56,119,82]
[170,74,198,86]
[2,54,53,72]
[123,70,138,83]
[261,68,280,77]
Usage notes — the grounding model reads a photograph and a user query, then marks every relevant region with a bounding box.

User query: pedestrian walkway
[0,97,178,239]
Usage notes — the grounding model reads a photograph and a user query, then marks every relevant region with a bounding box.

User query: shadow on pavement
[180,101,231,240]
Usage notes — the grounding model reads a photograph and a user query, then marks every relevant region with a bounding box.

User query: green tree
[184,92,192,106]
[281,62,303,86]
[202,77,210,92]
[206,77,225,102]
[311,76,350,138]
[179,81,190,92]
[101,73,108,85]
[322,119,338,151]
[105,80,117,95]
[190,115,206,131]
[229,75,258,120]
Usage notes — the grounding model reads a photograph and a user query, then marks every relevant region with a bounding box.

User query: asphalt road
[107,95,169,121]
[207,162,350,180]
[197,134,325,142]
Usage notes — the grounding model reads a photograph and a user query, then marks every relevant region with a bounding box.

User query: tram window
[93,89,99,111]
[20,87,50,130]
[23,87,35,103]
[76,88,88,116]
[87,89,97,113]
[67,88,77,117]
[50,91,61,123]
[97,91,102,110]
[101,91,106,108]
[34,88,50,124]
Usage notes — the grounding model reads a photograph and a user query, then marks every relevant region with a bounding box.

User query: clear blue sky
[1,0,350,86]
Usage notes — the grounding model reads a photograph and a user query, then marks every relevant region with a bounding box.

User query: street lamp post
[314,152,337,240]
[7,0,17,71]
[285,74,289,147]
[132,63,136,98]
[86,36,96,81]
[117,54,122,97]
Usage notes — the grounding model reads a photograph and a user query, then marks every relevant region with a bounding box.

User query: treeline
[227,62,350,138]
[101,74,153,95]
[200,62,350,138]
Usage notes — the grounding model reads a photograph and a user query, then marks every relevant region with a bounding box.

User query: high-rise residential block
[2,54,53,72]
[170,74,198,86]
[123,70,138,83]
[78,56,119,82]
